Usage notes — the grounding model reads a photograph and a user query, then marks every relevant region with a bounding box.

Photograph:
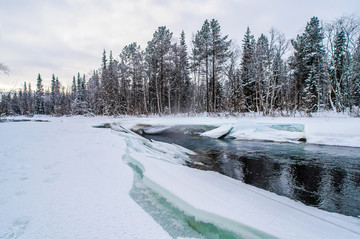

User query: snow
[1,115,360,238]
[0,117,170,239]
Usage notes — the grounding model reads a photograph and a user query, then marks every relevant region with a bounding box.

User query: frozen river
[141,127,360,218]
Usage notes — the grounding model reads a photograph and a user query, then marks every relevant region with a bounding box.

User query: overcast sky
[1,0,359,90]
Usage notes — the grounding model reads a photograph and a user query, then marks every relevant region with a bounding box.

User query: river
[140,126,360,218]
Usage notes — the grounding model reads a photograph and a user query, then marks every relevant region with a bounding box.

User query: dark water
[141,128,360,218]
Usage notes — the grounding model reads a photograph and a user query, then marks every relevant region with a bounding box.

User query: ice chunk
[230,122,306,143]
[200,124,234,139]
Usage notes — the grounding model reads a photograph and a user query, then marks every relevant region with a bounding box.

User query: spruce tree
[209,19,231,112]
[178,30,191,112]
[145,26,173,114]
[35,73,44,114]
[120,42,146,114]
[255,34,269,113]
[241,27,256,111]
[303,16,325,113]
[352,36,360,107]
[291,17,325,113]
[200,20,211,112]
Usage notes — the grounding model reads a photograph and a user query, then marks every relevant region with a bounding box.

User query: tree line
[1,16,360,117]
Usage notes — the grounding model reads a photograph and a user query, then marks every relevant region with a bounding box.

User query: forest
[1,15,360,117]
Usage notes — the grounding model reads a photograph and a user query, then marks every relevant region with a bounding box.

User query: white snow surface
[0,117,170,239]
[1,115,360,238]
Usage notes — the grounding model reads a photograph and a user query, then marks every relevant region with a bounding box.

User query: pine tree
[88,71,103,115]
[10,93,20,114]
[331,29,347,111]
[120,42,146,114]
[171,31,191,113]
[255,34,269,113]
[71,76,77,100]
[22,82,29,114]
[35,73,44,114]
[291,17,325,113]
[108,51,121,114]
[199,20,211,112]
[209,19,231,112]
[303,17,325,113]
[0,93,11,116]
[191,27,206,113]
[352,36,360,107]
[241,27,256,111]
[50,74,56,114]
[145,26,173,114]
[290,34,307,110]
[28,83,34,114]
[178,30,191,112]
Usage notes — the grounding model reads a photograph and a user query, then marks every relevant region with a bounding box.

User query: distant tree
[71,76,77,100]
[35,73,44,114]
[88,70,104,114]
[0,93,11,116]
[22,82,29,114]
[72,73,90,115]
[120,42,146,114]
[353,36,360,107]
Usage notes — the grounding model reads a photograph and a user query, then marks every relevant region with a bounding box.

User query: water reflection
[142,130,360,217]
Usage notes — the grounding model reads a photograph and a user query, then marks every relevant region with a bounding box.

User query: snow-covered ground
[1,115,360,238]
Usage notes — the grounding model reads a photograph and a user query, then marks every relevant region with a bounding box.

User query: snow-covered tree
[241,27,257,111]
[120,42,146,114]
[352,36,360,107]
[290,17,325,113]
[146,26,173,114]
[172,31,191,113]
[209,19,231,112]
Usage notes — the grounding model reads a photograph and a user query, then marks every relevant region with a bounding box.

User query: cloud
[0,0,359,90]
